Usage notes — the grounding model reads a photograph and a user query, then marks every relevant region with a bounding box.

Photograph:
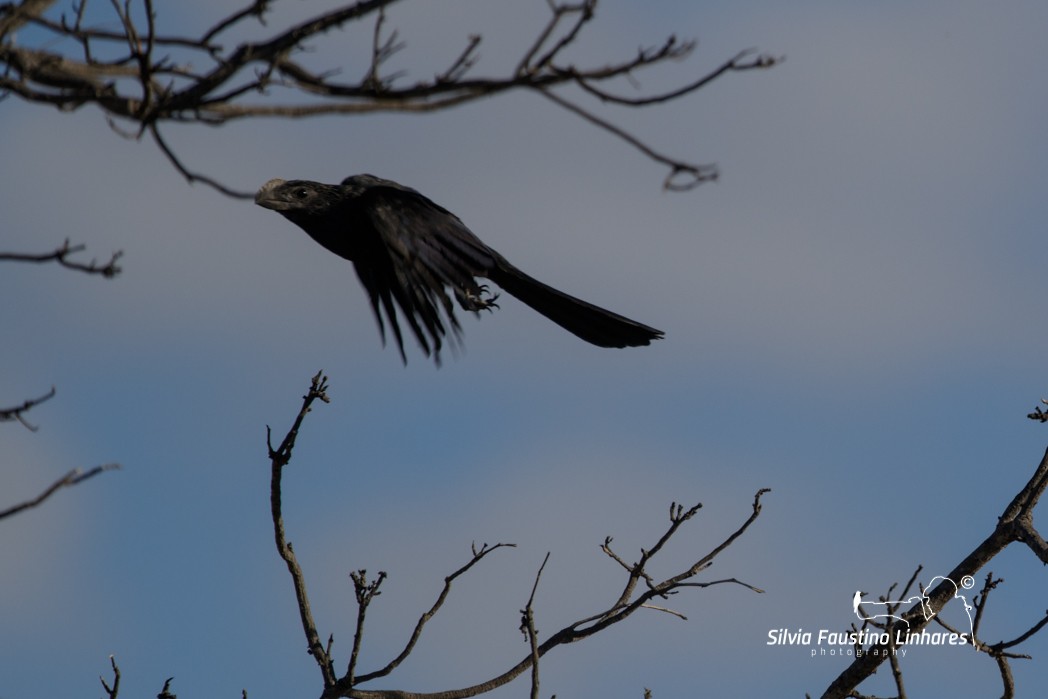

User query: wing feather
[347,179,495,363]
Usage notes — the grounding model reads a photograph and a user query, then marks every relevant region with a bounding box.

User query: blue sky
[3,1,1047,697]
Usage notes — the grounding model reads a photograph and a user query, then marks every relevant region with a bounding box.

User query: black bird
[255,175,663,363]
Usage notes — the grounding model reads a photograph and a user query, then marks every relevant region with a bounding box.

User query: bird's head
[254,178,342,216]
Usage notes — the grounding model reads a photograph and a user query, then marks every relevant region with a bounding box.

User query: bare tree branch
[520,552,550,699]
[0,386,56,431]
[0,0,779,195]
[333,490,768,699]
[0,239,123,277]
[267,373,768,699]
[157,676,176,699]
[362,6,405,91]
[517,0,595,76]
[0,463,119,521]
[573,48,780,107]
[992,609,1048,652]
[820,447,1048,699]
[0,0,57,38]
[1027,398,1048,422]
[99,654,120,699]
[266,370,336,688]
[536,87,720,191]
[201,0,272,46]
[353,541,516,685]
[149,122,254,198]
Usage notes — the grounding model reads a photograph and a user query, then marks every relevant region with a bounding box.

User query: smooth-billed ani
[255,175,663,363]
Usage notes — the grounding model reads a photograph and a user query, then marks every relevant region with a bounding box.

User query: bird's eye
[293,188,310,199]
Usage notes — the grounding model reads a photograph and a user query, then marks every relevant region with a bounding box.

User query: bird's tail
[488,260,663,348]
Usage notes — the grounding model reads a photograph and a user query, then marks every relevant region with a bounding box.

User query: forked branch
[821,447,1048,699]
[267,371,336,688]
[267,373,768,699]
[1,0,779,196]
[0,463,119,521]
[0,240,123,278]
[0,386,56,431]
[331,491,768,699]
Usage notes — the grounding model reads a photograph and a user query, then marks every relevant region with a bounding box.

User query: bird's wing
[352,183,497,364]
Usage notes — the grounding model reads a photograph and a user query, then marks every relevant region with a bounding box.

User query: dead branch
[157,676,176,699]
[0,239,123,277]
[0,386,56,431]
[820,447,1048,699]
[0,0,779,196]
[330,490,768,699]
[0,463,119,521]
[1027,399,1048,423]
[267,370,336,688]
[352,541,516,686]
[520,552,550,699]
[99,655,120,699]
[268,374,767,699]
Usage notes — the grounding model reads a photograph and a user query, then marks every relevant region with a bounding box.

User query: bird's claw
[459,285,500,313]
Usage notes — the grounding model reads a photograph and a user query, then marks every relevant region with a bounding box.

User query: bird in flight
[255,175,663,363]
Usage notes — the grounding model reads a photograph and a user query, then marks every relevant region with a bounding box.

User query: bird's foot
[459,285,500,313]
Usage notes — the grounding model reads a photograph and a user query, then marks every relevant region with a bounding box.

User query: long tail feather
[488,261,663,348]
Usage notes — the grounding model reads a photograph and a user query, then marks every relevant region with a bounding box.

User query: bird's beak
[255,178,288,210]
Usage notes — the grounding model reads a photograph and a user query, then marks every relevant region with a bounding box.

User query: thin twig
[436,33,480,84]
[156,677,176,699]
[574,49,780,107]
[347,569,387,684]
[352,541,516,685]
[531,0,595,74]
[0,463,119,521]
[0,386,56,431]
[99,655,120,699]
[521,552,550,699]
[201,0,270,45]
[0,240,122,277]
[149,123,254,198]
[537,87,719,190]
